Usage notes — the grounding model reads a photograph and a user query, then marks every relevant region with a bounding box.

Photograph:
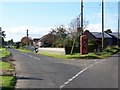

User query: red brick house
[21,36,33,46]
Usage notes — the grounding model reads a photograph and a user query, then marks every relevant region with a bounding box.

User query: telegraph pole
[118,1,120,47]
[81,0,83,34]
[118,19,119,47]
[102,0,104,51]
[26,29,29,46]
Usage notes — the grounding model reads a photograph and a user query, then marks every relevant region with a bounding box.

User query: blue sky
[2,2,80,28]
[0,1,119,42]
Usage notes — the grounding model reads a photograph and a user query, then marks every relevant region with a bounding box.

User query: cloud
[86,23,102,32]
[4,23,117,42]
[5,25,51,42]
[86,23,117,32]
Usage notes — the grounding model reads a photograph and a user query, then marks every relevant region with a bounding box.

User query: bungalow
[106,32,120,46]
[83,30,113,47]
[91,32,113,47]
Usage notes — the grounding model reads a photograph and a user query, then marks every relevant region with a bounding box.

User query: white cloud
[4,23,117,42]
[4,25,71,42]
[5,25,52,42]
[86,23,102,32]
[86,23,117,32]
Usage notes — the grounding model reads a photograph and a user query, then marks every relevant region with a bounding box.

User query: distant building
[39,33,54,47]
[21,36,33,46]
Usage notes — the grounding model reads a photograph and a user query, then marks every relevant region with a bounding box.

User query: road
[8,49,118,89]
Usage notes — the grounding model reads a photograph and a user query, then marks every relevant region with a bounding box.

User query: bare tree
[67,14,89,54]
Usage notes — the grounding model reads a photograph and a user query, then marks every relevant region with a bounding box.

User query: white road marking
[94,60,97,62]
[29,55,33,58]
[33,57,41,60]
[21,52,41,61]
[59,59,106,89]
[24,53,28,56]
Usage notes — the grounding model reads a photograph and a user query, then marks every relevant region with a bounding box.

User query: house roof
[91,32,112,38]
[108,32,120,39]
[83,30,96,39]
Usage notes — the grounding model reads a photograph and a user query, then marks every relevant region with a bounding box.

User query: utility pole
[102,0,104,51]
[81,0,83,35]
[118,1,120,47]
[26,29,29,46]
[118,19,119,47]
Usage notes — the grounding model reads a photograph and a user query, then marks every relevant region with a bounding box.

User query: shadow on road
[16,76,43,80]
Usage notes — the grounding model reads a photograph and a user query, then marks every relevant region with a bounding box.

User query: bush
[88,44,94,52]
[65,46,80,54]
[104,46,118,54]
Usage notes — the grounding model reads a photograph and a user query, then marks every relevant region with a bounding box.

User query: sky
[0,0,119,42]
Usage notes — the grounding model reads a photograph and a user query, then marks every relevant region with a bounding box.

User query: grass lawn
[0,48,16,89]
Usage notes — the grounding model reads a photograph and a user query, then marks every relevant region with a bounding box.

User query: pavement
[8,49,119,89]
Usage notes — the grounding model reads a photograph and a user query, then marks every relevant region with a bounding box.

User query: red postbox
[80,35,88,54]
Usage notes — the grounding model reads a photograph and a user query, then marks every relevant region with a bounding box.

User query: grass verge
[0,61,14,69]
[17,48,32,53]
[16,46,120,59]
[38,52,101,59]
[0,76,16,89]
[38,46,120,59]
[0,48,10,58]
[0,48,16,89]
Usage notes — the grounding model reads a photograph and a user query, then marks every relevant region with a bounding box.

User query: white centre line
[59,59,106,89]
[29,55,33,58]
[24,53,28,56]
[33,57,41,60]
[21,52,41,60]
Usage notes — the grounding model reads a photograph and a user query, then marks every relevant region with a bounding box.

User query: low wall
[38,48,65,55]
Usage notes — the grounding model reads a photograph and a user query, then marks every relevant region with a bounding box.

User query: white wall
[38,48,65,55]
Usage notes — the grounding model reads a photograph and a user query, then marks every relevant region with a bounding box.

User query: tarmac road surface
[8,49,118,89]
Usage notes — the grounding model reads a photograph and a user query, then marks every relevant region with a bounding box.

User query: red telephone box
[80,35,88,54]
